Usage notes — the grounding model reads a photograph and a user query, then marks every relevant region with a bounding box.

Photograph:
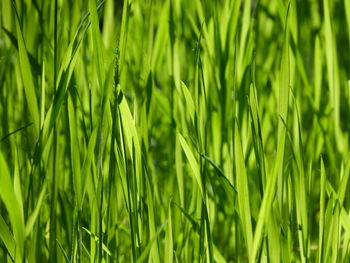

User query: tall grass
[1,0,350,262]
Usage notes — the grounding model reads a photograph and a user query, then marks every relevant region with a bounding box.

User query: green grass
[1,0,350,262]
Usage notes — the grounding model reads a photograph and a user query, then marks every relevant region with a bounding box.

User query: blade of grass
[234,120,253,260]
[319,158,326,262]
[0,150,25,262]
[178,132,203,197]
[0,214,15,261]
[12,2,40,133]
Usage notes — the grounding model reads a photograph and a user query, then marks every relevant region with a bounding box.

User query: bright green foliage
[1,0,350,262]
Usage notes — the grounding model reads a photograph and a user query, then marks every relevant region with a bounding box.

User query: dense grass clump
[1,0,350,262]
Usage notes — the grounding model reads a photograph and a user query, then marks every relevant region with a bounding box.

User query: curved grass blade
[178,132,203,196]
[201,153,237,196]
[25,182,47,237]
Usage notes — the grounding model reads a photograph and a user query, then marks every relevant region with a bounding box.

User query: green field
[1,0,350,262]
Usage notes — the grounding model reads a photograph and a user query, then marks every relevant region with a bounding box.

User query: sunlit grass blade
[178,132,203,196]
[68,95,82,207]
[135,221,167,263]
[0,151,25,262]
[319,158,326,262]
[165,201,173,263]
[25,182,47,237]
[234,121,253,260]
[146,173,161,263]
